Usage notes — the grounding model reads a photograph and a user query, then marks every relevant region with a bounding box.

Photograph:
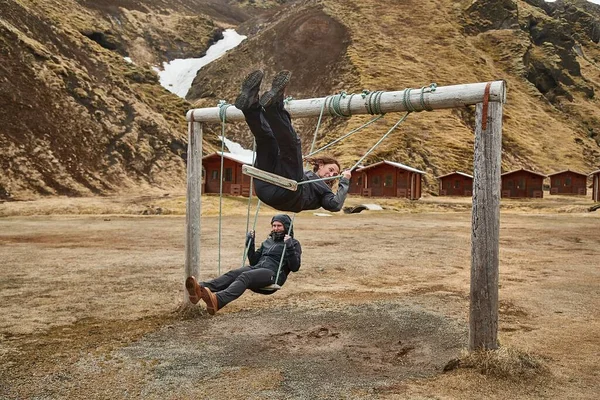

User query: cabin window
[356,176,362,186]
[224,168,233,182]
[507,180,514,188]
[372,176,381,186]
[454,180,460,189]
[211,170,219,180]
[555,178,561,187]
[384,174,393,187]
[565,177,571,186]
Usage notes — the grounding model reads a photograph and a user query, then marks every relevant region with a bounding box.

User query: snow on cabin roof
[588,169,600,176]
[356,160,426,174]
[546,169,588,177]
[435,171,473,179]
[202,152,254,165]
[501,168,547,178]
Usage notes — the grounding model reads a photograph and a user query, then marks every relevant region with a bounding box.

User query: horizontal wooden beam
[187,80,506,123]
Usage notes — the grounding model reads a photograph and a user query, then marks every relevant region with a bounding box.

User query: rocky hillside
[189,0,600,189]
[1,0,600,200]
[0,0,257,200]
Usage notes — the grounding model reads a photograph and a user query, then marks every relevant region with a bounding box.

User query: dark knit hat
[271,214,293,237]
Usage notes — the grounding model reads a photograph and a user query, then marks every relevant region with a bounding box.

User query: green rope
[349,112,411,170]
[402,84,437,112]
[403,88,416,112]
[216,100,231,275]
[309,96,329,158]
[365,90,385,115]
[241,200,261,268]
[305,114,385,158]
[297,112,412,186]
[274,214,296,285]
[241,139,262,268]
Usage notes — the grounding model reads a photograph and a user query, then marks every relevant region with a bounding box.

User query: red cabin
[202,152,254,196]
[436,171,473,196]
[501,168,547,198]
[350,160,425,200]
[547,170,587,195]
[591,169,600,202]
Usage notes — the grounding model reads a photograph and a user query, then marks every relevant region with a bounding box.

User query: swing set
[184,80,506,351]
[209,88,423,292]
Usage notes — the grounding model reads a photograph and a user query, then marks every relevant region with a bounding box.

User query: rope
[349,112,411,170]
[309,97,328,158]
[306,90,385,158]
[403,84,437,112]
[365,90,385,115]
[297,112,412,186]
[216,100,231,274]
[274,214,296,285]
[308,91,355,163]
[241,139,262,268]
[305,114,384,158]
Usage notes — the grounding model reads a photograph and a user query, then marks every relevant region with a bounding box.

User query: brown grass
[456,347,549,380]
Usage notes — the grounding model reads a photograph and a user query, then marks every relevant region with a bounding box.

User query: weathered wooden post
[470,85,503,350]
[184,119,203,306]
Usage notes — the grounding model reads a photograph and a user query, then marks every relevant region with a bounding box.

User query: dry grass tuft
[454,347,550,380]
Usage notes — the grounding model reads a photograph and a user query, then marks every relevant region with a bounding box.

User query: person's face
[316,162,340,178]
[271,221,285,233]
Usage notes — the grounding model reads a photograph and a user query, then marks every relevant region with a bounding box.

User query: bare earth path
[0,198,599,399]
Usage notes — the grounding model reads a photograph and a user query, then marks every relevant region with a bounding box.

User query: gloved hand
[245,230,255,245]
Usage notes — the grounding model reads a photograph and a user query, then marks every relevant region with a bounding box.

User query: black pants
[202,266,275,308]
[243,102,304,206]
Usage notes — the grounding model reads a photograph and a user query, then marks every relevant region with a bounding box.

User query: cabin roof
[546,169,587,177]
[202,152,254,165]
[435,171,473,179]
[501,168,547,178]
[356,160,426,174]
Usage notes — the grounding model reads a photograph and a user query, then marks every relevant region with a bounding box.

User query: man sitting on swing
[186,214,302,315]
[235,69,352,213]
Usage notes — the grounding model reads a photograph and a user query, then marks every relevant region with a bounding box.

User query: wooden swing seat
[242,165,298,191]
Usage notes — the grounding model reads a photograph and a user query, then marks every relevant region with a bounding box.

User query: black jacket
[247,235,302,286]
[272,170,350,213]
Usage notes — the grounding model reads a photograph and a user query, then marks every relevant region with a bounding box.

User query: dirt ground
[0,194,599,399]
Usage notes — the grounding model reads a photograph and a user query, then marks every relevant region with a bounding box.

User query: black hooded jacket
[260,170,350,213]
[246,214,302,286]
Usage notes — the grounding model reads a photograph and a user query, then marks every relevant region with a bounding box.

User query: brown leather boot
[185,276,202,305]
[199,286,219,315]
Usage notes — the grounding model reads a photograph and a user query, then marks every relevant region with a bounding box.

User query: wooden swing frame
[184,80,507,351]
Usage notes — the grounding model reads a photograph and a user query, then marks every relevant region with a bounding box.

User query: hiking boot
[199,286,219,315]
[234,70,264,111]
[259,70,292,108]
[185,276,202,305]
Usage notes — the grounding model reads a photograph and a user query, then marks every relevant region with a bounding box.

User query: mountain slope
[189,0,600,190]
[1,0,599,199]
[0,0,254,200]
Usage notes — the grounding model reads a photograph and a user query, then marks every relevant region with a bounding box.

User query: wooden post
[184,121,203,305]
[470,100,502,350]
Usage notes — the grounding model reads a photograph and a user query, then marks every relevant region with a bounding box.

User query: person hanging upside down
[234,69,352,213]
[186,214,302,315]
